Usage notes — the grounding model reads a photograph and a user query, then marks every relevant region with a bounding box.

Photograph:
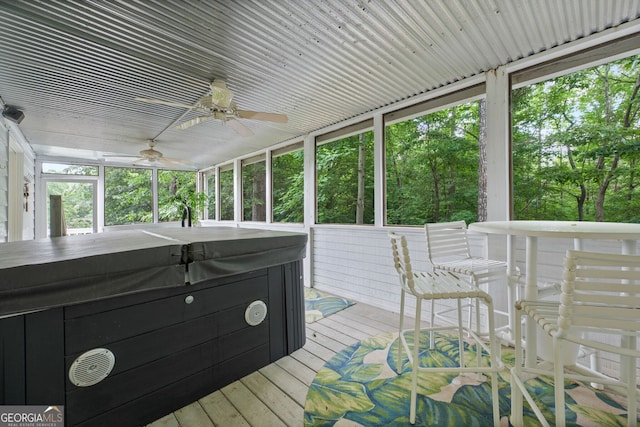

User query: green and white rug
[304,331,632,426]
[305,288,355,324]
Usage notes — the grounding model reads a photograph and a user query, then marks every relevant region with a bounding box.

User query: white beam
[485,65,510,221]
[373,113,384,227]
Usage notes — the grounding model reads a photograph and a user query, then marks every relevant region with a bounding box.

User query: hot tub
[0,227,307,427]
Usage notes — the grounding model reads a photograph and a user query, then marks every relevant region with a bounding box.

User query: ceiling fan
[104,140,194,168]
[135,79,288,137]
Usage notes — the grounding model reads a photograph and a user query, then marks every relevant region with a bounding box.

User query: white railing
[66,227,93,235]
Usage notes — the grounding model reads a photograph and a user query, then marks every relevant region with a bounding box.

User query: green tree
[206,173,216,220]
[273,149,304,223]
[47,181,94,229]
[157,170,199,222]
[385,102,480,225]
[104,167,153,225]
[219,168,234,220]
[242,161,266,221]
[513,55,640,222]
[316,131,375,224]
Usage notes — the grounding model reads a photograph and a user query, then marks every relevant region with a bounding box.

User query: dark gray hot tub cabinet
[0,227,307,427]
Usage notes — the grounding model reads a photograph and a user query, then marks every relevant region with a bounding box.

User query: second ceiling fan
[136,80,288,137]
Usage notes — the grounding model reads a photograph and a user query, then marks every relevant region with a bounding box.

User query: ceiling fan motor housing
[210,80,233,108]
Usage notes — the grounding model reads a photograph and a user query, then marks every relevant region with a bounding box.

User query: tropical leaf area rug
[304,331,632,426]
[305,288,355,323]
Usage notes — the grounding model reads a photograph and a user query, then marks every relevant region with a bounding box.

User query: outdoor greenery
[157,169,200,222]
[206,173,216,220]
[219,168,234,220]
[381,55,640,225]
[46,181,94,231]
[512,55,640,222]
[42,163,98,176]
[272,148,304,223]
[242,160,266,221]
[386,103,481,225]
[316,130,375,224]
[48,166,202,230]
[104,167,152,225]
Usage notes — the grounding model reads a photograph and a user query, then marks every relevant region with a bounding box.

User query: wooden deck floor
[147,299,404,427]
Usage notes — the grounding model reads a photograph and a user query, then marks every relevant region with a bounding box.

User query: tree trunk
[430,158,440,222]
[252,165,266,221]
[477,99,488,222]
[356,133,365,224]
[577,184,586,221]
[593,66,637,221]
[566,146,587,221]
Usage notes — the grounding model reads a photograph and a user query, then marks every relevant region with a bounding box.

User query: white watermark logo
[0,406,63,427]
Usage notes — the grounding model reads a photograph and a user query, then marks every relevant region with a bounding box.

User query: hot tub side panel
[0,260,305,427]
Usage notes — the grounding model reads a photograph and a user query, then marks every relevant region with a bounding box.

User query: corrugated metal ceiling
[0,0,638,169]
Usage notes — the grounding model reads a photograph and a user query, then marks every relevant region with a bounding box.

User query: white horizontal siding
[312,227,422,312]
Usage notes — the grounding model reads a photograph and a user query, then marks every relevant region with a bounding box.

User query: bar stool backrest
[389,231,416,294]
[425,220,471,265]
[557,249,640,343]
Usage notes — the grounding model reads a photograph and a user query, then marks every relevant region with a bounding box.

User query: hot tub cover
[0,227,307,317]
[0,230,185,316]
[156,227,308,284]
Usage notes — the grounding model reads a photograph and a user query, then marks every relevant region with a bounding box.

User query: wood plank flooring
[147,300,407,427]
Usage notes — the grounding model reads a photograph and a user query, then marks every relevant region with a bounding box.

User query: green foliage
[157,170,203,222]
[219,168,234,220]
[42,163,98,176]
[205,174,216,220]
[47,181,95,230]
[273,149,304,223]
[316,131,375,224]
[512,55,640,222]
[242,161,266,221]
[104,167,152,225]
[310,55,638,226]
[385,103,480,225]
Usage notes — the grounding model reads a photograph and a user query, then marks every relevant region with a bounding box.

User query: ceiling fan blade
[104,155,145,163]
[135,97,206,111]
[226,117,254,137]
[132,158,159,167]
[198,95,216,109]
[158,157,195,169]
[108,156,192,169]
[236,110,288,123]
[174,115,215,130]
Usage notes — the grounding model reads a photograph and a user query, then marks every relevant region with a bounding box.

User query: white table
[468,220,640,372]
